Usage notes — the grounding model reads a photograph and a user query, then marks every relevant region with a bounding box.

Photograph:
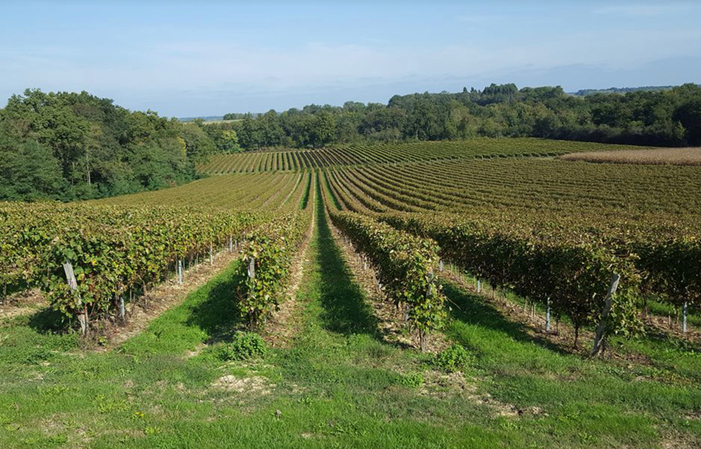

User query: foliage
[381,213,642,347]
[399,372,425,388]
[434,344,472,373]
[0,202,262,326]
[236,208,312,327]
[328,209,445,349]
[216,332,267,360]
[0,89,210,202]
[215,83,701,150]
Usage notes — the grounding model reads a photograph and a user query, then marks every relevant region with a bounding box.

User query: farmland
[1,138,701,448]
[196,138,641,173]
[561,147,701,166]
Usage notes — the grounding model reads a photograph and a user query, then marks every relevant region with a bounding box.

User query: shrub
[217,332,267,361]
[400,372,425,388]
[434,344,472,373]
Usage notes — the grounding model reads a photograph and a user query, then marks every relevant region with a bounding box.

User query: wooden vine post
[420,270,436,352]
[247,256,256,326]
[63,262,88,335]
[591,274,621,357]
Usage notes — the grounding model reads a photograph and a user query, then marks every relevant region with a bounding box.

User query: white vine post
[119,295,126,322]
[63,262,87,335]
[247,257,256,282]
[229,236,233,253]
[118,285,126,323]
[683,301,688,333]
[591,274,621,357]
[477,279,481,293]
[545,297,551,332]
[439,259,443,272]
[178,259,183,285]
[209,244,214,264]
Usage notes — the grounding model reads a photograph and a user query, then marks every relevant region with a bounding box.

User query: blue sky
[1,1,700,117]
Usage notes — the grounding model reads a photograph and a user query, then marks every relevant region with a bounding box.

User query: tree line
[214,83,701,150]
[0,89,216,202]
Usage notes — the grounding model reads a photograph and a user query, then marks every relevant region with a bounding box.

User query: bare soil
[0,288,46,320]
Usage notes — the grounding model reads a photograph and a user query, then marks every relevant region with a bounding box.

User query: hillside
[2,139,700,448]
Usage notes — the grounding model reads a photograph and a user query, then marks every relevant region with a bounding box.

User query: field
[561,147,701,166]
[2,138,701,448]
[197,138,641,173]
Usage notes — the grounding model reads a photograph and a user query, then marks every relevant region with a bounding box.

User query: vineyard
[197,138,642,173]
[2,138,701,448]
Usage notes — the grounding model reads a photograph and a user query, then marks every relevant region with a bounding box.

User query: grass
[0,192,700,448]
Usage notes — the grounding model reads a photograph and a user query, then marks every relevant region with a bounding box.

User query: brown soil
[419,370,547,418]
[643,313,700,345]
[0,288,46,320]
[212,374,275,395]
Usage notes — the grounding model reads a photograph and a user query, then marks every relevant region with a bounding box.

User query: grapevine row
[1,203,265,332]
[197,138,639,174]
[235,174,316,327]
[327,206,445,351]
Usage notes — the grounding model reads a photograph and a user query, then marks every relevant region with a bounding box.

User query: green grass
[0,192,700,448]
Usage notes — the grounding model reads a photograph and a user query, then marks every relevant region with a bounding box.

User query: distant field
[561,147,701,166]
[197,138,640,174]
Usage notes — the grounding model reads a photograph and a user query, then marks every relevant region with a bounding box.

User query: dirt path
[262,190,316,348]
[0,289,46,321]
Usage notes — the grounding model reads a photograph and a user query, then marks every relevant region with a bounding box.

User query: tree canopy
[222,83,701,150]
[0,89,214,202]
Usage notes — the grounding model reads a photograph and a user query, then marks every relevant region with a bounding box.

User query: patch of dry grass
[560,147,701,165]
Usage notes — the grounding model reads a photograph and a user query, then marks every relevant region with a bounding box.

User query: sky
[1,0,700,117]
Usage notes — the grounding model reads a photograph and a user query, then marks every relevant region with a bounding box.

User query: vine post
[63,262,87,335]
[591,274,621,357]
[247,256,256,326]
[683,301,688,333]
[119,294,126,323]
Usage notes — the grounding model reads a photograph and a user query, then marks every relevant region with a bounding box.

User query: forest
[217,83,701,150]
[0,89,215,202]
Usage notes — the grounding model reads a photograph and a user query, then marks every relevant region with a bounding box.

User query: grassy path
[1,190,700,448]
